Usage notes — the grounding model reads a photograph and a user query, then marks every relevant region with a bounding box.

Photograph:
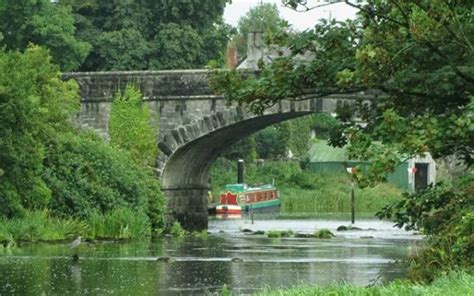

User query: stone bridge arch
[160,108,314,230]
[63,70,373,230]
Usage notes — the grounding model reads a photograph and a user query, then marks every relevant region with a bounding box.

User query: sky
[223,0,358,31]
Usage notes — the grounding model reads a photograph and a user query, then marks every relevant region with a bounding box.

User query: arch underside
[161,111,313,230]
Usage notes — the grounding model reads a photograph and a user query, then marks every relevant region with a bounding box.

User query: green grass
[0,208,151,244]
[210,159,403,214]
[256,271,474,296]
[170,221,188,237]
[0,210,88,243]
[267,230,294,238]
[86,208,151,240]
[313,229,335,239]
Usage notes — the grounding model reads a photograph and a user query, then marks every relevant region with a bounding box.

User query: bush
[109,85,158,167]
[0,46,79,218]
[43,131,165,230]
[378,173,474,281]
[170,221,187,237]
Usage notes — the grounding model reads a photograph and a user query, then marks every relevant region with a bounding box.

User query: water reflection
[0,218,420,295]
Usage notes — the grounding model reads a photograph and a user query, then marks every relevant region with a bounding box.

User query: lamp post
[346,167,356,225]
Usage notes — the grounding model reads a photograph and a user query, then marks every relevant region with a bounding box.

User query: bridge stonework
[63,70,367,231]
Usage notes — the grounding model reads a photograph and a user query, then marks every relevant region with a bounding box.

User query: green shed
[305,140,434,192]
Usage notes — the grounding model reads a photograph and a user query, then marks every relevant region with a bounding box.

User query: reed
[86,208,150,240]
[0,208,150,244]
[0,210,88,243]
[280,179,402,214]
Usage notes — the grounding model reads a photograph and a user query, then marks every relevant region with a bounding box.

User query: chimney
[226,44,238,69]
[246,31,264,69]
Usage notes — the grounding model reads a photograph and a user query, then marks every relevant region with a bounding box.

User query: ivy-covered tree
[109,85,158,167]
[287,116,312,157]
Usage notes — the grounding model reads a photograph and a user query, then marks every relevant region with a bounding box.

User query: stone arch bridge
[63,70,372,231]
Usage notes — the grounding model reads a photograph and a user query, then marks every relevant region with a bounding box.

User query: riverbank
[0,208,152,247]
[256,271,474,296]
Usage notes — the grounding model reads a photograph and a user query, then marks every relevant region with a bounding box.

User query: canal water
[0,216,421,295]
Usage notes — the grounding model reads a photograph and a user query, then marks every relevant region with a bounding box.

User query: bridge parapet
[63,70,222,102]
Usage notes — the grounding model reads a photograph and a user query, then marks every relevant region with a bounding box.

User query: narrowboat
[215,183,281,215]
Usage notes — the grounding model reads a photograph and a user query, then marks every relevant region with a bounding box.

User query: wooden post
[237,159,244,184]
[250,203,254,224]
[346,166,356,225]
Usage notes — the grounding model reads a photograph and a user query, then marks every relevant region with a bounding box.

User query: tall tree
[60,0,231,70]
[0,46,79,217]
[234,3,289,58]
[0,0,91,71]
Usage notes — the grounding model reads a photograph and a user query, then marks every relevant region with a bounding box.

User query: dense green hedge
[43,131,164,228]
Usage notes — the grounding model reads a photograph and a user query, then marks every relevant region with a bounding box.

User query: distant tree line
[0,0,233,71]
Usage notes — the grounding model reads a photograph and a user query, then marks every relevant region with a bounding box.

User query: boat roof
[224,183,275,193]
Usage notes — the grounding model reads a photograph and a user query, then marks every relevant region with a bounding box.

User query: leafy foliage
[310,113,339,139]
[170,221,187,237]
[60,0,231,70]
[377,173,473,280]
[0,0,91,71]
[43,131,164,230]
[222,116,313,162]
[109,85,158,167]
[233,3,290,58]
[0,46,79,218]
[221,135,258,163]
[212,0,473,175]
[0,47,165,235]
[149,23,205,70]
[255,125,290,159]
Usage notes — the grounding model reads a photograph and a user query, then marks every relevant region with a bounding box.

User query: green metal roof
[307,139,349,162]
